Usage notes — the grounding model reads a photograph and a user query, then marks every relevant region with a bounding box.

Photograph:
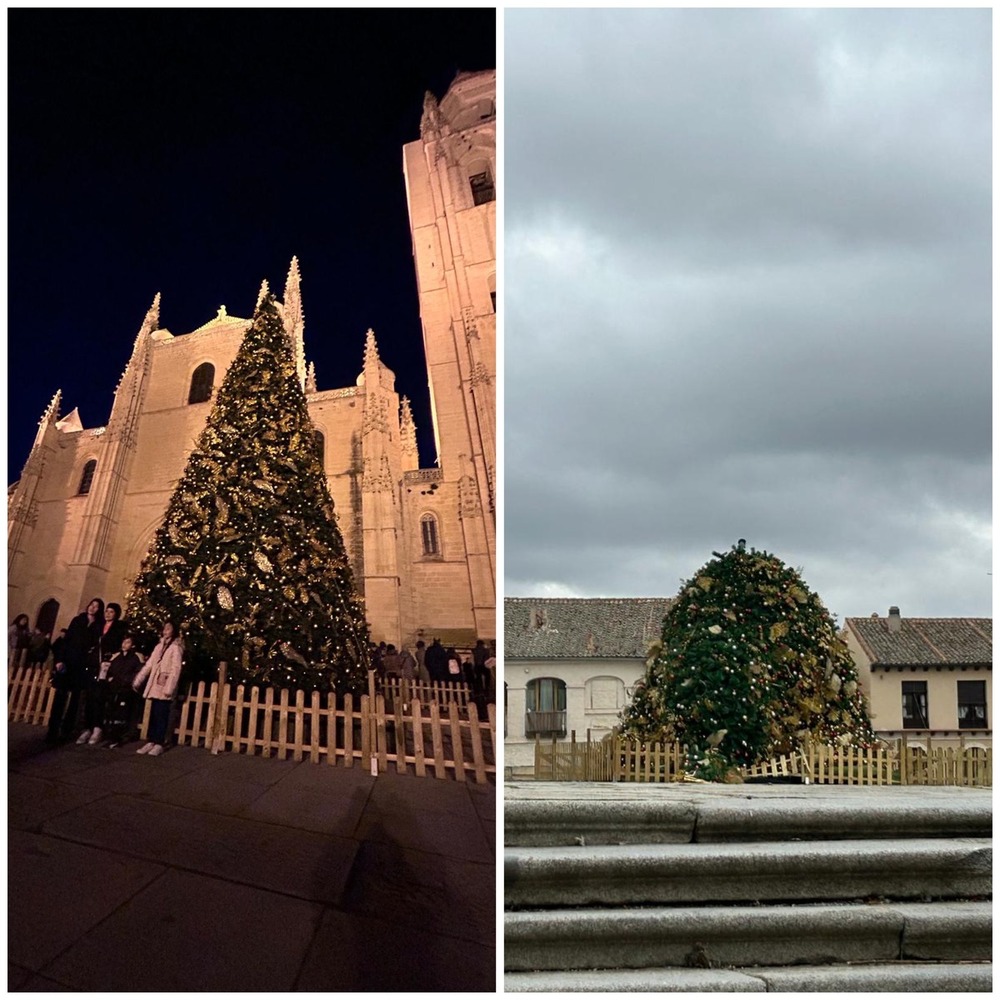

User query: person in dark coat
[27,629,52,668]
[78,602,128,745]
[50,629,67,666]
[46,598,104,744]
[424,638,448,683]
[104,634,146,747]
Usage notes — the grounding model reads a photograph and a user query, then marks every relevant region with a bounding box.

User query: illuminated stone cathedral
[8,70,496,648]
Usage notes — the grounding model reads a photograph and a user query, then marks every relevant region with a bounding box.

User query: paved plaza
[7,722,496,992]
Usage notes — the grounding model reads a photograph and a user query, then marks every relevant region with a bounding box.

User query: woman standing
[8,614,31,668]
[133,621,184,757]
[77,602,128,745]
[46,599,104,744]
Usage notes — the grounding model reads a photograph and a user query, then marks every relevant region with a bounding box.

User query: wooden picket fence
[535,734,690,782]
[534,732,992,787]
[8,663,496,785]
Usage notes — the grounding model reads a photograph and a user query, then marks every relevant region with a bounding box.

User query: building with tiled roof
[844,607,992,749]
[504,597,673,772]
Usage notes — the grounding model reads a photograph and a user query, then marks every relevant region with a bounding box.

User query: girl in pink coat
[133,621,184,756]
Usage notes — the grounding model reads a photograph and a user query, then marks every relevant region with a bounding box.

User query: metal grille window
[901,680,928,729]
[77,459,97,496]
[469,170,495,206]
[188,363,215,404]
[957,680,987,729]
[420,514,439,556]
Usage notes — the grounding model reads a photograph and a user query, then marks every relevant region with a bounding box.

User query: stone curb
[505,837,991,906]
[504,901,992,972]
[504,793,993,847]
[504,961,993,993]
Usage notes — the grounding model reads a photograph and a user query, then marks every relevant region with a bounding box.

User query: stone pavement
[7,722,496,992]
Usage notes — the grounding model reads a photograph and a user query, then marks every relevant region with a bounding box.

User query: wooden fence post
[208,661,228,754]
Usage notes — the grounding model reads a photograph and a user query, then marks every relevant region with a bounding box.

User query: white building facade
[503,597,672,774]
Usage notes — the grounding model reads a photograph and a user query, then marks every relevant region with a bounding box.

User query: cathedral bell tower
[402,70,497,641]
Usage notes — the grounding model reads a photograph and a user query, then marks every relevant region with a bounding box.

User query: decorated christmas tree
[125,291,370,694]
[620,541,874,779]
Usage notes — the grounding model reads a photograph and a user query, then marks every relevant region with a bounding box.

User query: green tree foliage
[126,294,370,693]
[621,542,874,778]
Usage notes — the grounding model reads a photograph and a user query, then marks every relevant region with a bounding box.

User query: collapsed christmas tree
[126,291,371,694]
[620,541,874,778]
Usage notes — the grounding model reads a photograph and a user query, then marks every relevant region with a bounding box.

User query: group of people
[13,601,186,756]
[370,636,496,700]
[7,615,62,670]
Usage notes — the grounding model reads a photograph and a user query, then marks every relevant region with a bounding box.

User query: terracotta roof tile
[504,597,673,659]
[846,616,992,667]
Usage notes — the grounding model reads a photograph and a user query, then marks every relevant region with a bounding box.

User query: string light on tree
[125,292,371,693]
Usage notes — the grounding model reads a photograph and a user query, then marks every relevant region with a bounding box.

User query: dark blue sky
[8,8,495,483]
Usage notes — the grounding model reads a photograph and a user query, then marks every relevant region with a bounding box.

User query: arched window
[420,513,439,556]
[314,430,325,470]
[488,273,496,313]
[188,363,215,404]
[77,459,97,496]
[36,598,59,636]
[525,677,567,737]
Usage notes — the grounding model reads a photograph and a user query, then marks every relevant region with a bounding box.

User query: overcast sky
[504,8,991,621]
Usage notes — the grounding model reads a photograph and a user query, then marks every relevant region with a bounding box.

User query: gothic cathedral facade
[8,70,496,649]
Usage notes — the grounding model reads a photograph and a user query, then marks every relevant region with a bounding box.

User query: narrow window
[420,514,439,556]
[957,680,987,729]
[469,170,495,206]
[490,291,496,313]
[901,680,928,729]
[314,430,325,470]
[188,363,215,404]
[77,459,97,496]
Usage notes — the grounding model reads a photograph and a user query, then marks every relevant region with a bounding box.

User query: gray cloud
[504,8,991,620]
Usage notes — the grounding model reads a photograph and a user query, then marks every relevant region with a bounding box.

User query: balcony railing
[525,710,567,737]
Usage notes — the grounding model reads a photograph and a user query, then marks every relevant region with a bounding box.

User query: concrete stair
[504,783,992,992]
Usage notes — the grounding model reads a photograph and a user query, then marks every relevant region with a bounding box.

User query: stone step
[504,784,992,846]
[504,961,993,992]
[505,837,991,907]
[504,900,992,972]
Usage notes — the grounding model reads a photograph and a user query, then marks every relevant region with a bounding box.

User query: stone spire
[106,293,159,447]
[400,396,418,472]
[256,279,270,310]
[39,389,62,429]
[363,327,381,372]
[143,292,161,333]
[305,361,317,395]
[420,90,443,138]
[282,256,306,389]
[18,389,62,477]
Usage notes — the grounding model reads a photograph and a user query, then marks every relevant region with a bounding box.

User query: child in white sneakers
[133,621,183,757]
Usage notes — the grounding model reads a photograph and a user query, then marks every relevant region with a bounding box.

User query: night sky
[8,8,495,484]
